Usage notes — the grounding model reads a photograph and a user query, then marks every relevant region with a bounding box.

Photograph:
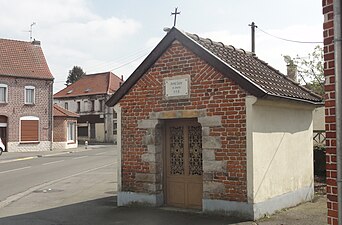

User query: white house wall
[313,106,325,131]
[246,97,315,217]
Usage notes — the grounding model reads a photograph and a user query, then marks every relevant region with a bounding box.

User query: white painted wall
[246,97,315,204]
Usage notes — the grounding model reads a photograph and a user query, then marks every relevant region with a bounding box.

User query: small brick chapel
[106,27,323,219]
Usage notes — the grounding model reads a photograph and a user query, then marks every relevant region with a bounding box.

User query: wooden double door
[164,119,203,209]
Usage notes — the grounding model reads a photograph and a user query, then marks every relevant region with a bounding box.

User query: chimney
[31,39,41,46]
[286,63,297,82]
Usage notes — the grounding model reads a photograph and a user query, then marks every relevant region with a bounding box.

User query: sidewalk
[0,144,113,164]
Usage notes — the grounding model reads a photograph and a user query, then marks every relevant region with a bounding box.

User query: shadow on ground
[0,196,249,225]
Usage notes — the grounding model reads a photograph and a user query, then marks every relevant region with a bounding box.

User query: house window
[67,122,76,142]
[0,84,8,103]
[99,100,103,112]
[78,126,88,137]
[65,102,69,110]
[91,100,95,112]
[113,119,117,135]
[24,86,35,105]
[76,102,80,112]
[20,116,39,142]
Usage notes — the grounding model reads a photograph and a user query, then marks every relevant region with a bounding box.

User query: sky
[0,0,323,93]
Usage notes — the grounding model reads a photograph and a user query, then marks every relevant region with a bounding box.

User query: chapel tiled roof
[0,38,53,80]
[54,72,123,98]
[106,27,323,107]
[53,104,79,118]
[185,32,322,103]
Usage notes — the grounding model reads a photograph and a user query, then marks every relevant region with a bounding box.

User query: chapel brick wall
[119,41,248,202]
[0,76,53,147]
[323,0,338,224]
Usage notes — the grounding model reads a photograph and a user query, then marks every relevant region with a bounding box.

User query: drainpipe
[333,1,342,224]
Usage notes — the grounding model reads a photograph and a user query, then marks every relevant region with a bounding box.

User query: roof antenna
[171,7,180,27]
[29,22,36,41]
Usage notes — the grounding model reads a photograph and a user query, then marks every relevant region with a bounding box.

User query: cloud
[0,0,141,93]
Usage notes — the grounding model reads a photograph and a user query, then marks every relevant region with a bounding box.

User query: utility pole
[171,7,180,27]
[249,22,257,54]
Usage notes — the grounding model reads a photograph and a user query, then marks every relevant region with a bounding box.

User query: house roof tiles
[0,38,53,80]
[53,72,123,98]
[53,104,79,118]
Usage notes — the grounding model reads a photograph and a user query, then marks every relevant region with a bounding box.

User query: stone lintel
[149,109,206,119]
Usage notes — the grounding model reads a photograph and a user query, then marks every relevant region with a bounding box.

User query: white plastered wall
[246,96,315,204]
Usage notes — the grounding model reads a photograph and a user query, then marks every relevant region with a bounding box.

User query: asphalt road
[0,145,326,225]
[0,145,117,203]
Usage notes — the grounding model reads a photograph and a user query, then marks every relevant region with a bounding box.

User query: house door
[165,119,203,209]
[0,116,8,152]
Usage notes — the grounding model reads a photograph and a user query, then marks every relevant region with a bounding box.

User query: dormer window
[84,88,91,93]
[67,90,73,94]
[0,84,8,103]
[25,86,35,105]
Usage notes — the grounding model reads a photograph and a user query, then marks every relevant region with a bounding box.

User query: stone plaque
[164,78,189,98]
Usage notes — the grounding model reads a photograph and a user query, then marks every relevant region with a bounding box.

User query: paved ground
[0,146,327,225]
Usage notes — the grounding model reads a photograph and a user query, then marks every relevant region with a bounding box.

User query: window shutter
[21,120,39,142]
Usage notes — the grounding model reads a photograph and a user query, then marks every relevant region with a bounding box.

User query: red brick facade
[0,76,53,151]
[119,41,248,202]
[323,0,339,224]
[53,117,67,142]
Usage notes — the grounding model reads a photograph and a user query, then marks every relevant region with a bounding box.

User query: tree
[283,45,324,96]
[65,66,86,86]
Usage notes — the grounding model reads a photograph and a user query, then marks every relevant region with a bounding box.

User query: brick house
[106,27,323,219]
[0,38,53,152]
[54,72,123,144]
[53,104,79,149]
[323,0,341,224]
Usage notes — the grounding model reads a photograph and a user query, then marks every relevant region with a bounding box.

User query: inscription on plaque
[164,78,189,98]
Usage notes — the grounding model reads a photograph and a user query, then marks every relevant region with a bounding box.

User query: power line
[257,27,323,44]
[109,52,148,72]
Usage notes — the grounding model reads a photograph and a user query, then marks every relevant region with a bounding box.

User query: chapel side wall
[118,41,248,202]
[251,101,314,204]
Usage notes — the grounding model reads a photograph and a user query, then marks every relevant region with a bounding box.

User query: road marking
[72,156,89,160]
[0,156,36,164]
[95,152,107,155]
[42,160,65,166]
[0,162,116,209]
[0,166,31,174]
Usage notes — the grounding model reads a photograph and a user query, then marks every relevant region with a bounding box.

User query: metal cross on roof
[171,7,180,27]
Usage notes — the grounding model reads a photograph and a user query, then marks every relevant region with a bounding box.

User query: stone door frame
[136,109,225,207]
